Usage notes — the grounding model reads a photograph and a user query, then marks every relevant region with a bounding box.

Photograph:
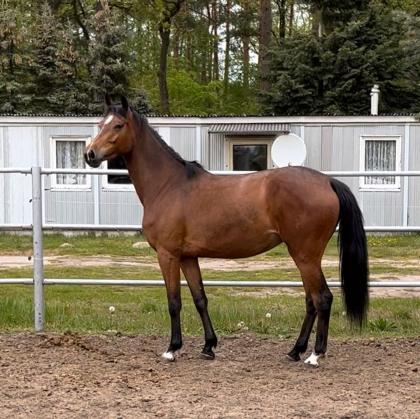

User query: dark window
[232,144,268,171]
[107,156,131,184]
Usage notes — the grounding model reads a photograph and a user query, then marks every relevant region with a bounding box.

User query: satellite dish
[271,133,307,168]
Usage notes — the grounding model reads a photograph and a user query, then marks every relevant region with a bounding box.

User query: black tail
[330,178,369,326]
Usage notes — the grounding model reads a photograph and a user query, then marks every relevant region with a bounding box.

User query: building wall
[301,124,407,226]
[0,127,5,224]
[1,126,42,224]
[409,124,420,226]
[42,125,95,225]
[0,116,419,228]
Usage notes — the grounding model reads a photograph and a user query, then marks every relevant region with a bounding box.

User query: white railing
[1,167,420,331]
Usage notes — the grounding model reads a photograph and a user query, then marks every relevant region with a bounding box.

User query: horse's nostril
[87,149,96,161]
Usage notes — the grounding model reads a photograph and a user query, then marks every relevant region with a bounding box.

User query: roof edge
[0,115,419,125]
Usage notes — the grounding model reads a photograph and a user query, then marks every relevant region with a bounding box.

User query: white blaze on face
[104,115,114,125]
[94,114,114,140]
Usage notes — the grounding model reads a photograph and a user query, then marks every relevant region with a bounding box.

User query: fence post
[31,166,44,332]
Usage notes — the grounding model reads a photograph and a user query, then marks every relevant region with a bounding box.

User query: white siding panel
[408,125,420,226]
[170,127,196,160]
[45,190,94,224]
[302,126,322,170]
[100,191,142,225]
[362,192,403,226]
[201,127,210,169]
[0,127,5,223]
[208,133,225,170]
[6,127,41,223]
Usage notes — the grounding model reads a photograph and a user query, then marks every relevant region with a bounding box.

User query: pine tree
[262,5,420,115]
[130,89,152,114]
[0,6,31,113]
[87,1,131,113]
[25,2,83,114]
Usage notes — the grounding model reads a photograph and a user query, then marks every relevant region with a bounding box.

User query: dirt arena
[0,333,418,418]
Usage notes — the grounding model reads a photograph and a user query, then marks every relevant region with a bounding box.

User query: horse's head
[84,94,135,168]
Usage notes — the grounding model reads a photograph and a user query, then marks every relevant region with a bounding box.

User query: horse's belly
[183,223,282,259]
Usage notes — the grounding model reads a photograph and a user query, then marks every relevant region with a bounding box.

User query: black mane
[109,105,204,179]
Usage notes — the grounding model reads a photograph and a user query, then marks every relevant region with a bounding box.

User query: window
[360,136,401,190]
[226,138,274,171]
[102,157,133,190]
[51,137,91,189]
[107,156,131,185]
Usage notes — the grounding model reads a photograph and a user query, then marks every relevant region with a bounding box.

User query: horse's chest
[142,210,184,250]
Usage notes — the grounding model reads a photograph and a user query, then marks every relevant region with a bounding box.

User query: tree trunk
[205,3,212,82]
[173,28,180,69]
[259,0,272,93]
[157,0,185,114]
[277,0,286,40]
[288,0,294,37]
[158,25,171,114]
[243,34,250,89]
[223,0,231,94]
[212,0,219,81]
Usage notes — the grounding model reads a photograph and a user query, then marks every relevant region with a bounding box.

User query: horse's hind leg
[305,273,333,367]
[289,257,333,367]
[287,294,316,361]
[181,257,217,359]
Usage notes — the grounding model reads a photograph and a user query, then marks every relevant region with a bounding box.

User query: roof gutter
[0,115,419,126]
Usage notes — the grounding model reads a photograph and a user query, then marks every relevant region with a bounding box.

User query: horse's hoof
[200,350,215,360]
[304,352,324,367]
[162,351,176,362]
[286,351,301,362]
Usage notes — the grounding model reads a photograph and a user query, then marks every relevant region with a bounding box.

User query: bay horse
[85,96,369,367]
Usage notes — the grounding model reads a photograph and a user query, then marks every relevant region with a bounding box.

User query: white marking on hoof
[162,351,175,362]
[304,352,324,367]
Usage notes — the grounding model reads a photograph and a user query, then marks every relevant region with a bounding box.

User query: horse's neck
[125,122,184,206]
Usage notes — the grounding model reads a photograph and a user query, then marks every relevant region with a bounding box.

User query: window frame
[50,136,92,190]
[359,135,402,191]
[225,136,275,171]
[101,159,134,191]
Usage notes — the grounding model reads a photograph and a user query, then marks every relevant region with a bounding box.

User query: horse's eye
[114,124,124,130]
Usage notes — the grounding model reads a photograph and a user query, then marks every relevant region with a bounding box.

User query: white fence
[1,167,420,332]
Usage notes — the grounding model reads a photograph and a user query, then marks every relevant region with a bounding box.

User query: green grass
[0,233,419,337]
[0,233,151,257]
[0,285,419,338]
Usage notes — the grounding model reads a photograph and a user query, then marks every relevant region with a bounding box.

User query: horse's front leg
[181,257,217,359]
[157,250,182,361]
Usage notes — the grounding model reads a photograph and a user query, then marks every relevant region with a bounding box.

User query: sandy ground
[0,333,418,418]
[3,254,420,271]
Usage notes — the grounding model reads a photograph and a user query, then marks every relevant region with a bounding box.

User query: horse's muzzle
[84,149,102,168]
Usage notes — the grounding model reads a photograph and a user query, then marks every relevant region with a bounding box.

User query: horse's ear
[105,93,112,107]
[121,95,129,112]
